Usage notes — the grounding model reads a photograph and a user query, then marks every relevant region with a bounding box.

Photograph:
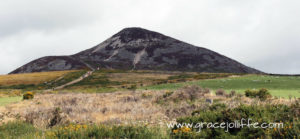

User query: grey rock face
[10,56,86,74]
[10,27,262,74]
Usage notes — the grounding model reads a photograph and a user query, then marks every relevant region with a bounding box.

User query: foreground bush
[0,121,37,138]
[23,91,34,100]
[53,124,164,139]
[215,89,226,96]
[245,88,271,100]
[174,103,299,139]
[0,122,167,139]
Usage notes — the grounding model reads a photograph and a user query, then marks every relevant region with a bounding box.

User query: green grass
[0,121,38,139]
[143,75,300,98]
[0,96,22,106]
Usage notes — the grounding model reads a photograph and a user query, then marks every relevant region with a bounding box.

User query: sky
[0,0,299,74]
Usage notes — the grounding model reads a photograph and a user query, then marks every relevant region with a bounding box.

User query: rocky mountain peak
[10,27,262,74]
[112,27,168,43]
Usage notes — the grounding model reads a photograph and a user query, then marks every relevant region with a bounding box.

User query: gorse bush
[23,91,34,100]
[174,103,299,139]
[0,122,166,139]
[245,88,271,100]
[163,91,174,98]
[0,102,299,139]
[172,126,193,138]
[141,92,153,98]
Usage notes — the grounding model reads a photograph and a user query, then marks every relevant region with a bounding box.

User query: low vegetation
[0,70,77,86]
[0,70,85,90]
[51,70,244,92]
[174,103,299,138]
[0,96,22,106]
[23,92,34,100]
[0,122,167,139]
[144,75,300,98]
[0,88,298,138]
[1,70,299,98]
[245,88,271,100]
[0,121,37,138]
[0,70,299,138]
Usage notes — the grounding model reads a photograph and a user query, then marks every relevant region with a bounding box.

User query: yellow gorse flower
[173,129,179,134]
[173,126,192,134]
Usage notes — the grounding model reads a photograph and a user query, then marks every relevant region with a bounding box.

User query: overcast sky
[0,0,299,74]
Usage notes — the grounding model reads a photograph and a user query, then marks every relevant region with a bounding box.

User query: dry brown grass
[0,90,23,98]
[0,91,167,128]
[0,70,79,86]
[0,87,298,128]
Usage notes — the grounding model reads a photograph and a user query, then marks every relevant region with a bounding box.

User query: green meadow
[0,96,22,106]
[143,75,300,98]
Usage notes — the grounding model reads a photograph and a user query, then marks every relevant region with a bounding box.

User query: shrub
[171,126,193,138]
[23,92,34,100]
[257,88,271,100]
[141,92,153,99]
[52,125,164,139]
[128,84,137,90]
[245,88,271,100]
[0,121,37,138]
[245,89,256,97]
[203,88,211,94]
[0,122,166,138]
[180,85,204,101]
[215,89,226,96]
[49,107,63,128]
[163,91,174,98]
[229,90,236,97]
[175,103,299,139]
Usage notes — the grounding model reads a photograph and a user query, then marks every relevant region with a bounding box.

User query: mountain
[10,27,262,74]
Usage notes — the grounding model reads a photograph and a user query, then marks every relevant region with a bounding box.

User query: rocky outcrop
[10,56,86,74]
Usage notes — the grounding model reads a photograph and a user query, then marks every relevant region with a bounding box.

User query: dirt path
[50,58,96,90]
[53,71,93,90]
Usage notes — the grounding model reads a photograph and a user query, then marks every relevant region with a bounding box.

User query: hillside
[2,69,299,98]
[10,27,261,74]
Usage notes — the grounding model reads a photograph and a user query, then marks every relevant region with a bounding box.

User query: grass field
[0,96,22,106]
[66,70,238,92]
[143,75,300,98]
[0,70,299,98]
[70,69,178,87]
[0,70,78,86]
[0,70,86,90]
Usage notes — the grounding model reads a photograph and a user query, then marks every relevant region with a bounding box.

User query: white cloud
[0,0,299,74]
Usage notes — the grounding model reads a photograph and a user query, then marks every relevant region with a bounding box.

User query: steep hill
[10,27,261,74]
